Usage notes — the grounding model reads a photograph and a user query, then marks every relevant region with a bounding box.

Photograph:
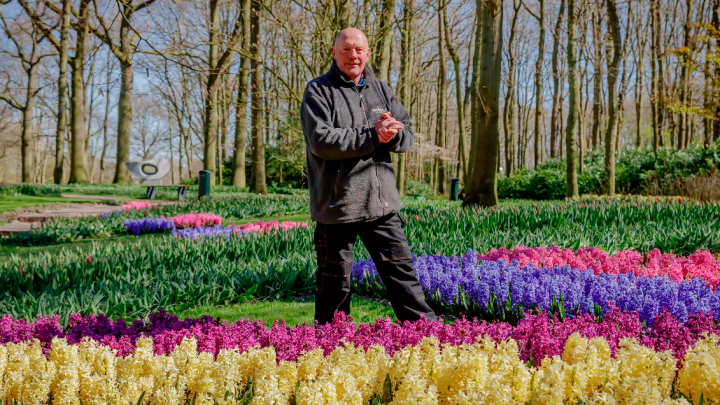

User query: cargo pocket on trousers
[314,223,327,268]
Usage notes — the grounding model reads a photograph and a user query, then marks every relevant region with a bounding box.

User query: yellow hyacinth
[0,333,717,405]
[678,333,720,404]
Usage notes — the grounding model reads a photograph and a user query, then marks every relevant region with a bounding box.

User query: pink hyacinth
[121,201,153,210]
[478,246,720,289]
[168,213,222,229]
[229,220,308,234]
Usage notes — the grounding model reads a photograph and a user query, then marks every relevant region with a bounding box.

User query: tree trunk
[591,5,603,151]
[112,1,139,184]
[375,0,394,82]
[635,6,646,149]
[21,61,39,183]
[100,55,111,184]
[714,0,720,142]
[250,0,267,194]
[436,8,447,194]
[678,0,694,149]
[468,0,483,179]
[463,0,502,208]
[566,0,579,197]
[534,0,545,167]
[202,0,220,185]
[442,0,468,183]
[232,0,251,187]
[54,0,71,184]
[396,0,413,195]
[68,0,91,183]
[604,0,622,196]
[503,0,520,175]
[550,0,566,158]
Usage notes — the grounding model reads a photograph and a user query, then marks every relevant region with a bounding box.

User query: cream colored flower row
[0,333,718,405]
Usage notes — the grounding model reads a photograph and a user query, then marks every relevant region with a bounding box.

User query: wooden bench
[142,185,191,200]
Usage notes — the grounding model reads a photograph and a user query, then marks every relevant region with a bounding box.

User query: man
[300,28,437,325]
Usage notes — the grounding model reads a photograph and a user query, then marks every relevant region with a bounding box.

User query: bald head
[332,28,371,84]
[334,28,368,48]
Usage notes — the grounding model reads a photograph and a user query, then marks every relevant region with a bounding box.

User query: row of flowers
[1,310,718,368]
[0,329,716,404]
[479,245,720,288]
[353,252,720,326]
[123,213,308,237]
[172,221,309,240]
[123,213,222,235]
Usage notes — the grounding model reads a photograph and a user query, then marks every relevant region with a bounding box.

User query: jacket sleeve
[381,82,414,153]
[301,81,378,161]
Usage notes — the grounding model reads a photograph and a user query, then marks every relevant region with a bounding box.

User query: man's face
[332,30,370,82]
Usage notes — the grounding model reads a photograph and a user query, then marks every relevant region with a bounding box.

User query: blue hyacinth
[123,217,175,235]
[351,250,720,326]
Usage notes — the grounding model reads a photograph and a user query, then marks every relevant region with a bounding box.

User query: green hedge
[499,144,720,200]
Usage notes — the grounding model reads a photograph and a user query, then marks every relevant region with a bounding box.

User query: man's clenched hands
[375,112,404,143]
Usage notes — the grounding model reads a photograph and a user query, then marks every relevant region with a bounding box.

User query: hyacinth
[1,309,718,367]
[173,225,247,241]
[0,332,715,404]
[479,245,720,289]
[123,217,175,235]
[353,252,720,326]
[121,201,153,210]
[229,220,308,234]
[168,213,222,229]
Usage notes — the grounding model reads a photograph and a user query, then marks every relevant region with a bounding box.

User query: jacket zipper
[353,83,384,212]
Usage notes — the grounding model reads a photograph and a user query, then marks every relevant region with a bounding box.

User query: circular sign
[141,164,158,175]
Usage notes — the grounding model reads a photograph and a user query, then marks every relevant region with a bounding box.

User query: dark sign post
[450,178,459,201]
[199,170,211,199]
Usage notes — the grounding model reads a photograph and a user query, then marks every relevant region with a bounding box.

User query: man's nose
[349,49,359,58]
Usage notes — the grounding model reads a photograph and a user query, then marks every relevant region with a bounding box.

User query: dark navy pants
[313,213,436,324]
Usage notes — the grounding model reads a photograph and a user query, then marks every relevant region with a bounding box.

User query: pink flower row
[121,201,153,210]
[229,220,308,234]
[169,213,222,229]
[478,246,720,288]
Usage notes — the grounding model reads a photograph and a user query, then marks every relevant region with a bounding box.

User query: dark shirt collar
[330,59,375,87]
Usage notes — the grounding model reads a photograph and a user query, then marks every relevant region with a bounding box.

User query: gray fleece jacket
[301,61,413,224]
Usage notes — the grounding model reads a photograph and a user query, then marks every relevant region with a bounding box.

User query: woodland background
[1,0,718,204]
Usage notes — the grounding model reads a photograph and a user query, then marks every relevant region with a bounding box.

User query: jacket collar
[329,59,376,87]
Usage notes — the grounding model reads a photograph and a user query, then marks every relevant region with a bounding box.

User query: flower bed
[1,310,717,368]
[169,213,222,229]
[123,217,175,235]
[0,311,717,403]
[353,252,720,325]
[479,246,720,288]
[121,201,153,210]
[173,221,309,240]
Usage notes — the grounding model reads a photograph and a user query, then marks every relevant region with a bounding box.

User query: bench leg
[146,187,156,200]
[177,187,187,201]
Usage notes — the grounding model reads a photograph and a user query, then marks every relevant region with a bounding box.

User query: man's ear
[331,47,336,58]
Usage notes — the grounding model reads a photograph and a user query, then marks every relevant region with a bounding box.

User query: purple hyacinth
[123,217,175,235]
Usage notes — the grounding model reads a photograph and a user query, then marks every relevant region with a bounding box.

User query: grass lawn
[0,195,113,214]
[177,296,396,326]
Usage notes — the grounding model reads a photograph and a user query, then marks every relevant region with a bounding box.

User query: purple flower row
[0,309,716,366]
[352,252,720,326]
[123,217,175,235]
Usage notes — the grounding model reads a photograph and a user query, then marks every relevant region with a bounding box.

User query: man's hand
[375,112,404,143]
